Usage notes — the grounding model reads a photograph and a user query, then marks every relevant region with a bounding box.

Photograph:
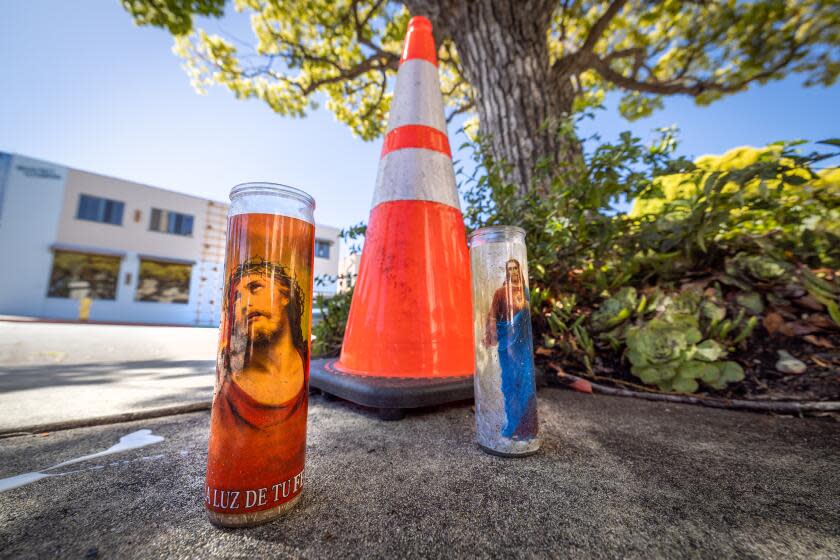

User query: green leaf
[633,366,661,384]
[802,268,839,295]
[826,301,840,328]
[635,294,647,315]
[700,300,726,324]
[694,340,725,362]
[731,316,758,345]
[718,361,745,383]
[696,228,707,253]
[702,171,721,196]
[678,360,719,380]
[735,292,764,315]
[626,348,647,367]
[700,364,722,383]
[684,327,703,346]
[672,377,699,393]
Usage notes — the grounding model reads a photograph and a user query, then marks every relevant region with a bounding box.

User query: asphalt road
[1,389,838,559]
[0,321,216,431]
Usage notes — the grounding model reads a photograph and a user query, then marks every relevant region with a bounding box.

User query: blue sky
[2,1,838,233]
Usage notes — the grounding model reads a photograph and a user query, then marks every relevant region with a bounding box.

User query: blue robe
[496,306,538,439]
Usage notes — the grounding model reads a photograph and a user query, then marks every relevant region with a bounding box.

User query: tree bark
[406,0,579,194]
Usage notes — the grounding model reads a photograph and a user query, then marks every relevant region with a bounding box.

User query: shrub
[310,224,363,358]
[314,121,839,393]
[462,122,839,393]
[312,284,353,358]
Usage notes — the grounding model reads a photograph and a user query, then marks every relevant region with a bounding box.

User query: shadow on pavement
[0,360,215,393]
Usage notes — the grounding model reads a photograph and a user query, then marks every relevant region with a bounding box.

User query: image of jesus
[483,258,538,440]
[226,261,306,409]
[483,259,529,347]
[206,258,308,508]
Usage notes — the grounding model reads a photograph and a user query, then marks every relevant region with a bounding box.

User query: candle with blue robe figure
[469,226,540,457]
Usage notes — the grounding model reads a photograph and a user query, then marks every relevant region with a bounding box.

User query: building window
[76,194,124,225]
[136,259,191,303]
[47,250,120,300]
[149,208,194,236]
[315,240,331,259]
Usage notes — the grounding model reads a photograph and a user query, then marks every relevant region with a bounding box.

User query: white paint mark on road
[0,472,50,491]
[0,429,164,492]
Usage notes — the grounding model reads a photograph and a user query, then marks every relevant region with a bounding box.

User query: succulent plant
[625,313,744,393]
[725,253,789,283]
[699,300,727,324]
[590,287,637,332]
[702,361,745,390]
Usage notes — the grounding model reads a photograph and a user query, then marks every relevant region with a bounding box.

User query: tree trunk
[408,0,579,194]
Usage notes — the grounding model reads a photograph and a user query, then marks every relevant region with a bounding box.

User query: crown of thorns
[222,257,308,363]
[226,257,306,315]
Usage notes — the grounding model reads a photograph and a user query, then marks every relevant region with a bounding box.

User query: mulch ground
[540,328,840,416]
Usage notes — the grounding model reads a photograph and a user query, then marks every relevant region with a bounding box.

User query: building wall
[313,224,341,295]
[48,169,213,324]
[0,154,67,317]
[0,152,341,325]
[57,169,207,260]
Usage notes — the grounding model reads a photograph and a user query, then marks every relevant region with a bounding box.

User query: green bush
[462,122,839,393]
[314,120,839,393]
[312,285,353,358]
[310,224,364,358]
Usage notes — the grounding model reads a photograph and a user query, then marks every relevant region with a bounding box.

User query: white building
[0,152,340,326]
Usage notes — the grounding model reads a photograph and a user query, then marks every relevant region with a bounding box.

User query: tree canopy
[123,0,840,189]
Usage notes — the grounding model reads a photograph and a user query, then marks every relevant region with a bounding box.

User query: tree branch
[246,8,400,96]
[585,40,804,97]
[298,55,393,95]
[549,365,840,414]
[359,69,389,121]
[445,100,475,124]
[580,0,629,52]
[351,0,401,63]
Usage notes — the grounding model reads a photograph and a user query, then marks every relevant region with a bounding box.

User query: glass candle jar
[469,226,540,457]
[205,182,315,527]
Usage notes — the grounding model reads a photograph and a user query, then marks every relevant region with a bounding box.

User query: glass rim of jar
[469,225,526,245]
[230,182,315,209]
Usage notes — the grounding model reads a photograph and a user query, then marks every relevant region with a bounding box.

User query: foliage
[630,143,840,270]
[312,284,353,358]
[311,224,364,357]
[121,0,225,35]
[123,0,840,138]
[340,221,368,255]
[464,125,839,393]
[603,288,746,392]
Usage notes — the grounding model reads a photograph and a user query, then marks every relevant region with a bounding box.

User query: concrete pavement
[0,321,216,431]
[1,389,838,559]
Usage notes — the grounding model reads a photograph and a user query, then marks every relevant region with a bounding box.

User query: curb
[0,401,212,438]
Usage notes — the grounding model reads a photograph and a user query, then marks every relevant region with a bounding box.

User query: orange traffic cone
[311,16,475,419]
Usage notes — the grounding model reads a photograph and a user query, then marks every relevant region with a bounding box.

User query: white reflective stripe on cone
[386,59,447,134]
[372,148,460,210]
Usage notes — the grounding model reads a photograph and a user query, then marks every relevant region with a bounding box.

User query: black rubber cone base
[310,359,473,420]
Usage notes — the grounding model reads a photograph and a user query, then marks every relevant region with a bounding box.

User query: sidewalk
[1,389,838,558]
[0,321,216,432]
